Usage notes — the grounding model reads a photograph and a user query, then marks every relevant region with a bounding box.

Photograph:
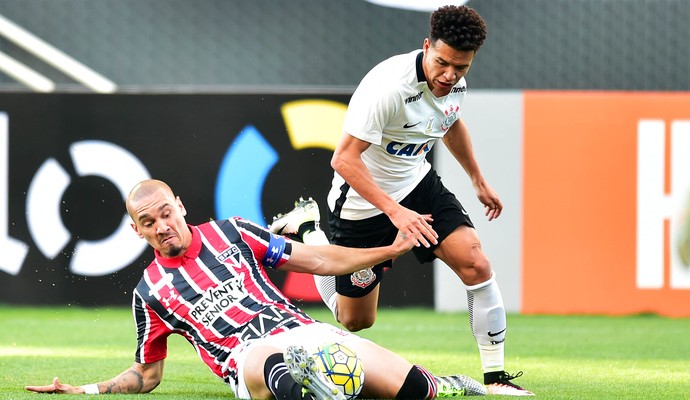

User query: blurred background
[2,0,688,91]
[0,0,688,316]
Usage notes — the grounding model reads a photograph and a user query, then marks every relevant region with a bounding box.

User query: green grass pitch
[1,305,689,399]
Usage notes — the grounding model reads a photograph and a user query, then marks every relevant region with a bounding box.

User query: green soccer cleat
[435,374,487,396]
[284,345,346,400]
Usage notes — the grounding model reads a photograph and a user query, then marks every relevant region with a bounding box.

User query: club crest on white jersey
[441,105,461,131]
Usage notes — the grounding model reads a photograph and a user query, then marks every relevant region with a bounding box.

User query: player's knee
[340,317,375,332]
[472,254,492,278]
[338,311,376,332]
[456,252,492,285]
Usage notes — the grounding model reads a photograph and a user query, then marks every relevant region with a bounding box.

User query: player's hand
[391,228,419,256]
[476,183,503,221]
[388,206,437,247]
[25,376,83,394]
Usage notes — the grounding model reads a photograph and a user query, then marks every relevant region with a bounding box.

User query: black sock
[395,365,435,399]
[264,353,307,399]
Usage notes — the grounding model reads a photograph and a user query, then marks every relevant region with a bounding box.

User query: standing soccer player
[271,5,533,396]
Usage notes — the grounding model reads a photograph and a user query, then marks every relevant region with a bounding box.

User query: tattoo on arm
[104,381,116,394]
[104,368,145,393]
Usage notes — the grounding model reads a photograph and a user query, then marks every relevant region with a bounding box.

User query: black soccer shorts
[327,168,474,298]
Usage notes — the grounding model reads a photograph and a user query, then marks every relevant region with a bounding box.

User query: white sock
[302,229,339,319]
[465,272,506,373]
[313,275,338,318]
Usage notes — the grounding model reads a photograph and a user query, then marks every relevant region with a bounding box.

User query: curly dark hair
[429,5,487,52]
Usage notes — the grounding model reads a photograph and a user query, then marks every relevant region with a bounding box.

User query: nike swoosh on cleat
[487,328,506,337]
[403,121,421,128]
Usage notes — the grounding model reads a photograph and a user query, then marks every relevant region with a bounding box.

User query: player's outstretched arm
[25,360,164,394]
[283,229,418,276]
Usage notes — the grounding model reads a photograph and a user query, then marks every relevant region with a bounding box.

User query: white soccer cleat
[269,197,321,235]
[485,384,535,396]
[284,345,346,400]
[435,374,487,396]
[485,371,534,396]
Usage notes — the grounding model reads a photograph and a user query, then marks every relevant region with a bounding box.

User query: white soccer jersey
[328,50,467,220]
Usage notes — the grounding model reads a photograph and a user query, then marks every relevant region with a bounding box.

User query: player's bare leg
[347,339,415,398]
[333,285,380,332]
[243,346,281,399]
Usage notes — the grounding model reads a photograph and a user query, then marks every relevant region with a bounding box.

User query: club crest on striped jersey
[216,245,241,264]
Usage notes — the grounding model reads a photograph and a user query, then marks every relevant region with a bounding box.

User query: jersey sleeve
[132,290,171,364]
[343,78,400,145]
[232,217,292,269]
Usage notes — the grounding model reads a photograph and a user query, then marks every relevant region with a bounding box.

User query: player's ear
[130,222,144,238]
[176,196,187,217]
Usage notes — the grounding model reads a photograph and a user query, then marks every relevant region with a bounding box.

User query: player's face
[130,188,191,258]
[422,38,475,97]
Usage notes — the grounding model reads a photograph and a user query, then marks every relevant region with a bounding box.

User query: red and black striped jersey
[131,217,315,386]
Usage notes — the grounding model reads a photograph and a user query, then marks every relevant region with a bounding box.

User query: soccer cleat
[284,345,346,400]
[269,197,321,236]
[484,371,534,396]
[435,374,487,397]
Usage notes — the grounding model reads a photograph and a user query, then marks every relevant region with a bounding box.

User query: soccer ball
[314,343,365,400]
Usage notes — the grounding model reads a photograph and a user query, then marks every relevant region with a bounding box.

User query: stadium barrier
[1,91,688,316]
